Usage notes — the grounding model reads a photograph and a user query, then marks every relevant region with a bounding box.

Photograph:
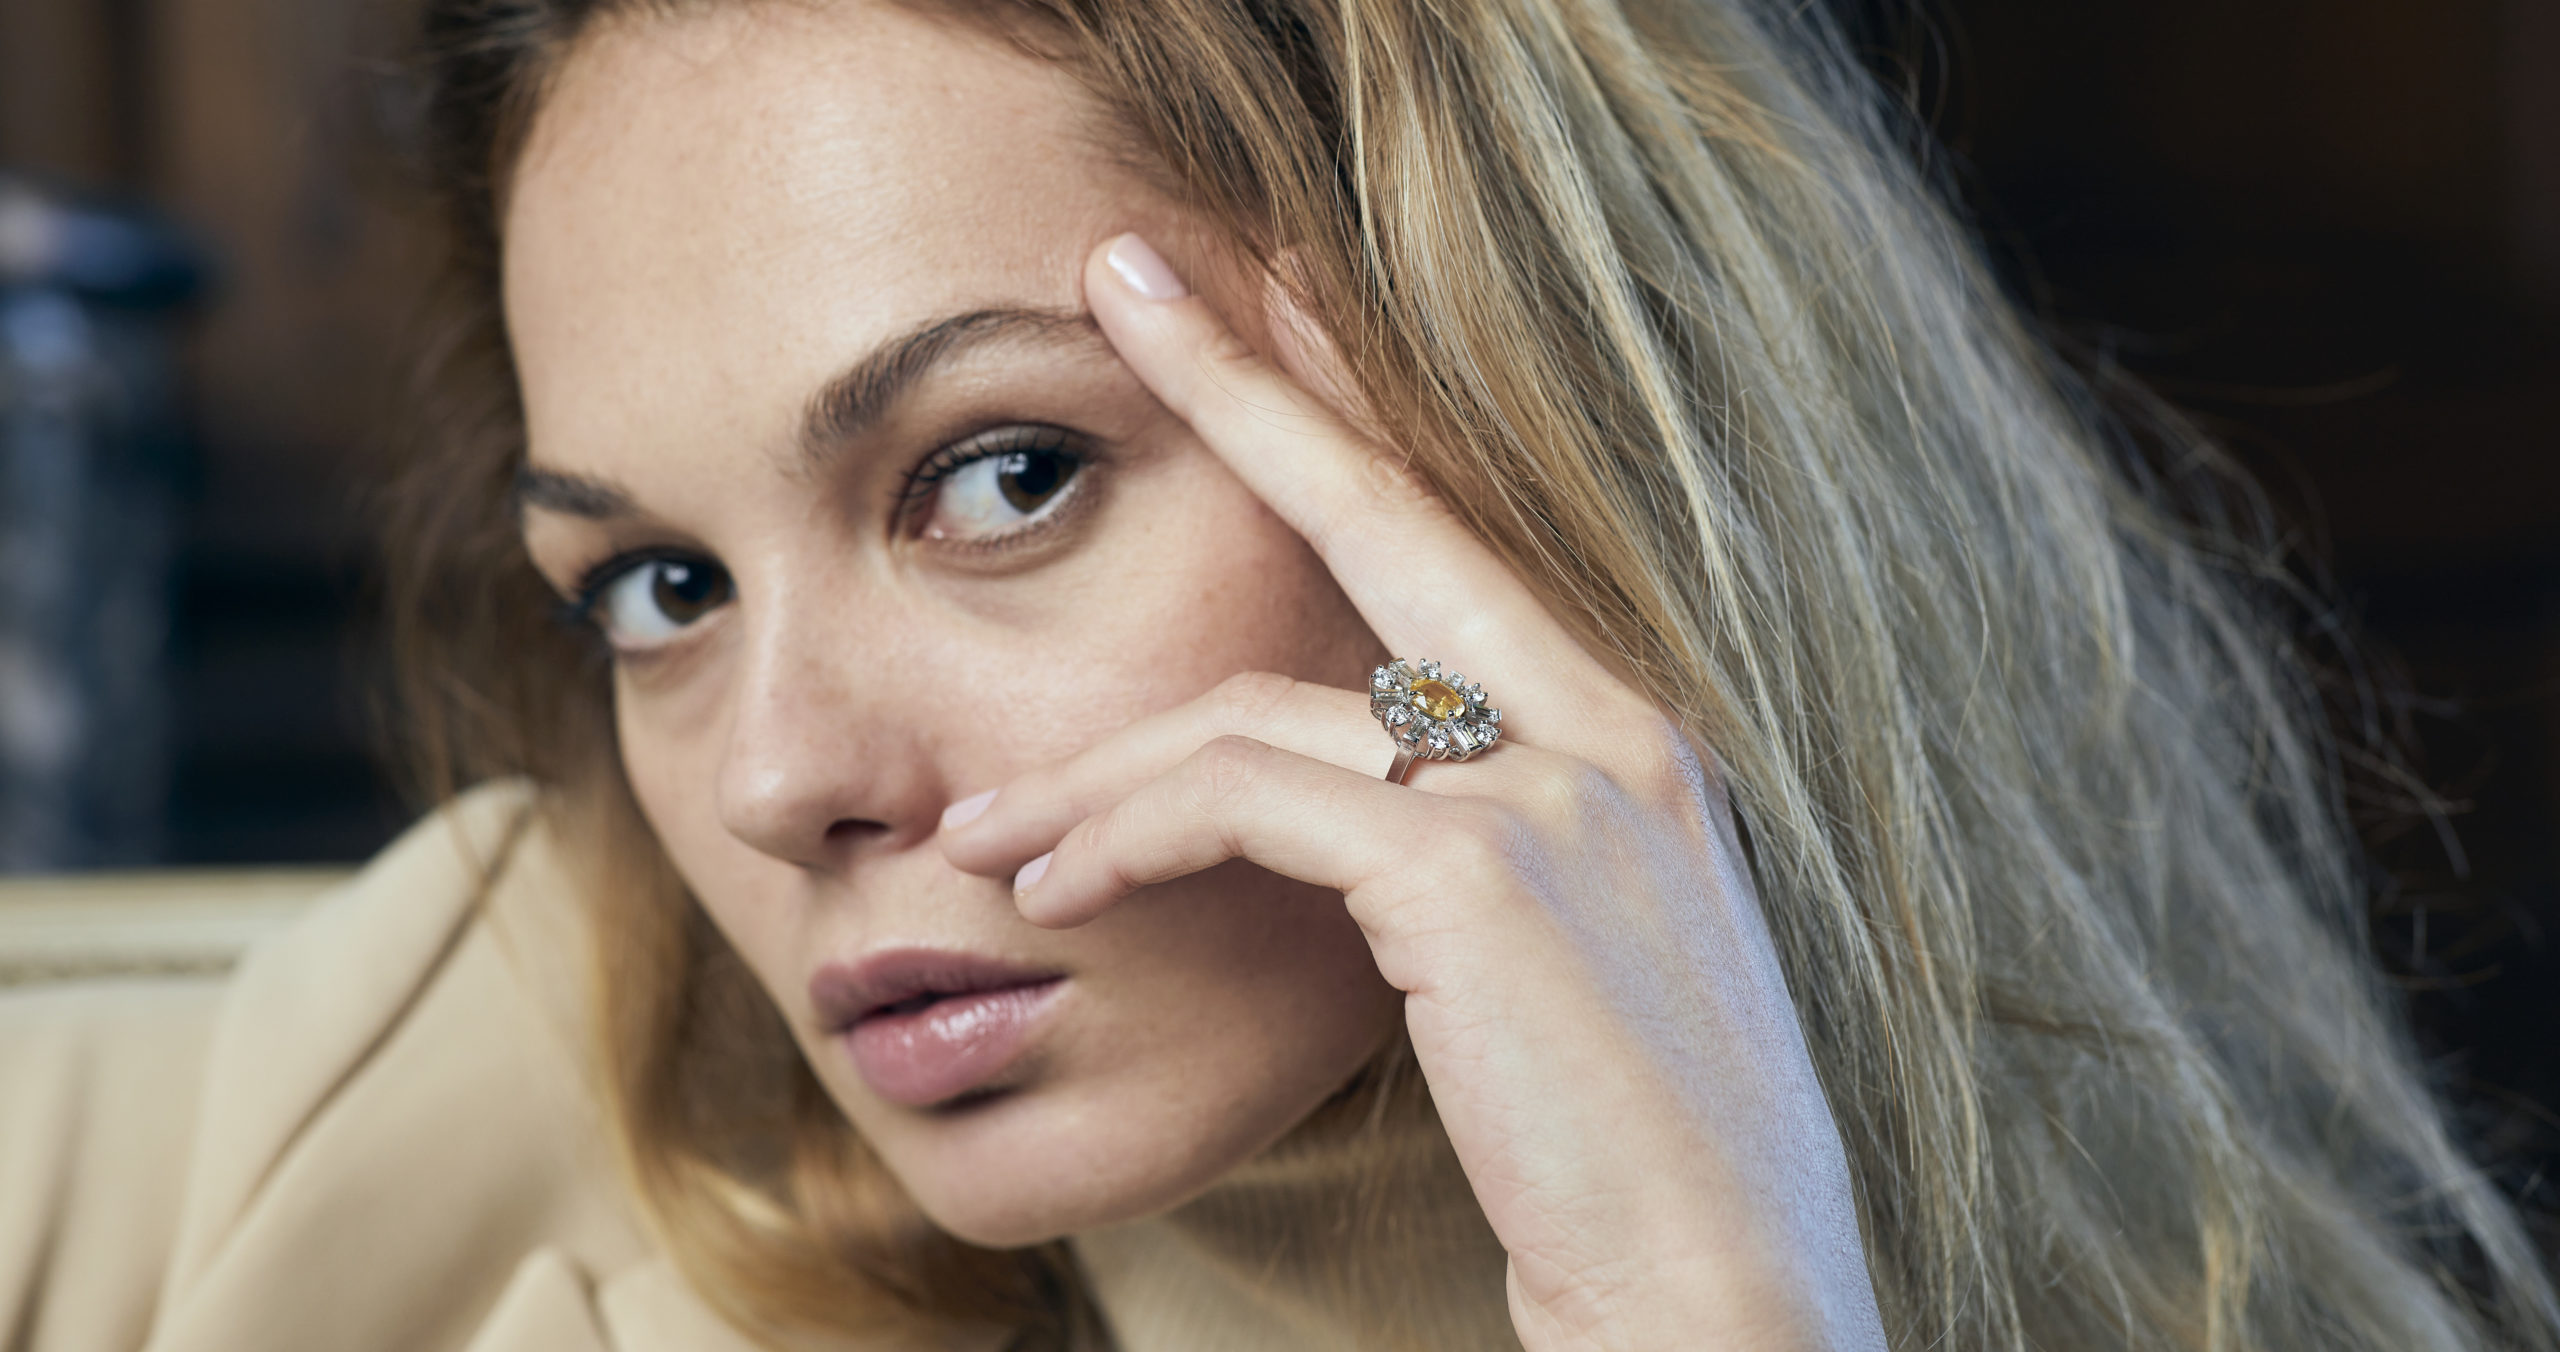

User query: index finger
[1082,232,1641,745]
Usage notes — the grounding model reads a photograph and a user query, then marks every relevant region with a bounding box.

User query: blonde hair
[391,0,2560,1347]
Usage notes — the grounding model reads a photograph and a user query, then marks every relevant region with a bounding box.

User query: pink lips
[810,949,1065,1108]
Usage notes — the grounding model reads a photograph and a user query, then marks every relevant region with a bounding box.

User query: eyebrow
[797,304,1094,468]
[515,465,636,520]
[513,304,1096,521]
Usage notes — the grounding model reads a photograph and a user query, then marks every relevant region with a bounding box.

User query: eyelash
[890,423,1093,549]
[559,545,694,632]
[558,424,1096,631]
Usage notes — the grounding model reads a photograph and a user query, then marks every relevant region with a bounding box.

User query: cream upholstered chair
[0,868,352,986]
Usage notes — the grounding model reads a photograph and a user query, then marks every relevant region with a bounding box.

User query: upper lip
[809,947,1066,1034]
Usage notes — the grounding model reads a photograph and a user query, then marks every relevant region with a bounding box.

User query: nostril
[823,818,891,845]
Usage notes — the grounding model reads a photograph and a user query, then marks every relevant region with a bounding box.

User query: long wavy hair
[387,0,2560,1348]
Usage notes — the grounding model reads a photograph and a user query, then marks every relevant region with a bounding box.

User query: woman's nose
[713,607,928,869]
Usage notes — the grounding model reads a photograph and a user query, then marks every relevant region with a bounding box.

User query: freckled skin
[505,3,1403,1245]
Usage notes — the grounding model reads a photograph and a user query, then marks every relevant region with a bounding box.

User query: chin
[862,1073,1312,1249]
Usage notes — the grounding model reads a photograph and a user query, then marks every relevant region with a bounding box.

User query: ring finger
[999,732,1476,937]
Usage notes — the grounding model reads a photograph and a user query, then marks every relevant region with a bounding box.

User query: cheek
[610,673,786,973]
[614,672,721,867]
[1075,449,1384,694]
[1103,862,1396,1074]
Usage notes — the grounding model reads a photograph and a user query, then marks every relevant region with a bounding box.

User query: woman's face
[506,2,1404,1245]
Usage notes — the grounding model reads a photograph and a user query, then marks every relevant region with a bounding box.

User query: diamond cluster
[1369,658,1502,761]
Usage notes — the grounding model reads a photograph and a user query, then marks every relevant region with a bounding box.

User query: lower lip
[844,979,1064,1108]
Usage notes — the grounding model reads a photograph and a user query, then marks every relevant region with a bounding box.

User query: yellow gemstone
[1410,678,1465,721]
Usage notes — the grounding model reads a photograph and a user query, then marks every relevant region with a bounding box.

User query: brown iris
[651,560,731,624]
[994,449,1072,514]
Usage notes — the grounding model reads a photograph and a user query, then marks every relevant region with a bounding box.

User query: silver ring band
[1386,747,1419,785]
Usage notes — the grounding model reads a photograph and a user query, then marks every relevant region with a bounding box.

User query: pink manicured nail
[1013,851,1053,894]
[940,788,997,831]
[1105,234,1188,300]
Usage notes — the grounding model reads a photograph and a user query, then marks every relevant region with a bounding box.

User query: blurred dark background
[1861,0,2560,1225]
[0,0,2552,1213]
[0,0,422,866]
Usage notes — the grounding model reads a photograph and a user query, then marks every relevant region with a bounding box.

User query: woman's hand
[936,233,1886,1352]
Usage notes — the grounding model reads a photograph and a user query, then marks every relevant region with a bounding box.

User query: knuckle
[1359,446,1446,515]
[1071,798,1122,863]
[1095,854,1146,903]
[1522,753,1616,827]
[1207,669,1301,729]
[1191,734,1272,809]
[1560,701,1705,808]
[1194,319,1264,377]
[1300,449,1449,558]
[1435,798,1537,882]
[1074,808,1148,898]
[1619,711,1716,807]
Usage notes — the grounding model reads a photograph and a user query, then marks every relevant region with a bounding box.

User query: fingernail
[1013,851,1053,895]
[941,788,997,831]
[1105,233,1188,300]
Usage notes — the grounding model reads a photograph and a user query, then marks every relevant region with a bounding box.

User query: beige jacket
[1,785,1520,1352]
[0,782,779,1352]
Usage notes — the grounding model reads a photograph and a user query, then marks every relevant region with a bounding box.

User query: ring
[1369,658,1502,785]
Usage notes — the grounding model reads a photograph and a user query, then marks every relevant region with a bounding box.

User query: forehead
[501,1,1133,463]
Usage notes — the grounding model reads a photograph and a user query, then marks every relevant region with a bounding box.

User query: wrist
[1506,1224,1884,1352]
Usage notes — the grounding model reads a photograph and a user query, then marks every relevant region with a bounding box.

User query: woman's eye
[591,557,733,650]
[919,445,1083,543]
